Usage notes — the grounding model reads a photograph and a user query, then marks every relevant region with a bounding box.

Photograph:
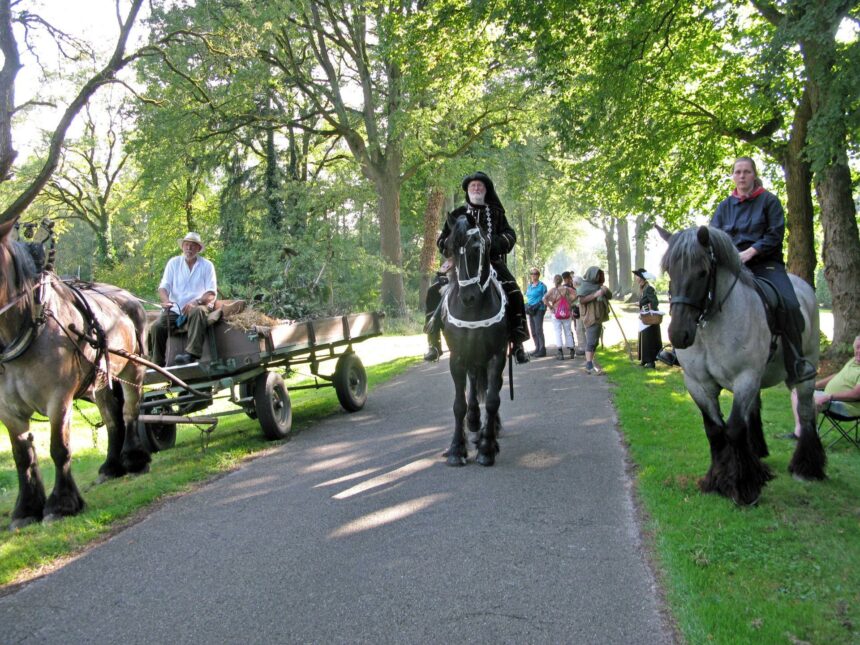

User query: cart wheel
[137,418,177,453]
[334,352,367,412]
[137,393,178,452]
[254,371,292,440]
[239,381,257,419]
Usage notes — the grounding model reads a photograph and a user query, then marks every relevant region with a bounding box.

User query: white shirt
[159,255,217,314]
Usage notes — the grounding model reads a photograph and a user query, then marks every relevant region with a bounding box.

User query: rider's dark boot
[424,329,442,362]
[782,310,816,384]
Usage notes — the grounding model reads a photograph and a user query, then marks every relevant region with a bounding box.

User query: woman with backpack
[543,274,576,360]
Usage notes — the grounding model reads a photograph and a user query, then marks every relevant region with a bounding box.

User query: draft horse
[0,220,150,529]
[660,225,826,505]
[441,211,509,466]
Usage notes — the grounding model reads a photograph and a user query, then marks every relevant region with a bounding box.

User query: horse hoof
[792,473,812,483]
[42,513,65,524]
[131,463,151,477]
[446,455,467,467]
[9,516,40,531]
[476,454,495,467]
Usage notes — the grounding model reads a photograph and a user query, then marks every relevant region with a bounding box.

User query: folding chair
[817,403,860,450]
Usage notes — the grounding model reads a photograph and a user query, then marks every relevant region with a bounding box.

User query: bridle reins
[669,243,741,327]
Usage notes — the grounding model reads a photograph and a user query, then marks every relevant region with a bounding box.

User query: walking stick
[607,299,635,363]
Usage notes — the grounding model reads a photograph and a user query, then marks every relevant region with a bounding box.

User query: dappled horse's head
[659,225,750,348]
[446,212,488,308]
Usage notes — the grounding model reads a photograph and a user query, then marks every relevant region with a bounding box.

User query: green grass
[602,348,860,644]
[0,355,420,587]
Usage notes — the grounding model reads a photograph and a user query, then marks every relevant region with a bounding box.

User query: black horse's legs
[747,392,769,458]
[44,403,85,521]
[5,420,46,529]
[476,354,505,467]
[788,380,827,480]
[447,358,468,466]
[466,372,481,435]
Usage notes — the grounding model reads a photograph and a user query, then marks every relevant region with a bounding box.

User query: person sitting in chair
[151,232,217,366]
[423,171,530,364]
[784,334,860,439]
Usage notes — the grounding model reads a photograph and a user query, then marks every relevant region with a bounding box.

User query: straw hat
[179,232,205,252]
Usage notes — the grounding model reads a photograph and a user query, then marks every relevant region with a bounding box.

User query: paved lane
[0,356,674,644]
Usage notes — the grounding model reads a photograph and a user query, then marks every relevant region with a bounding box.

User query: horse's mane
[661,226,756,288]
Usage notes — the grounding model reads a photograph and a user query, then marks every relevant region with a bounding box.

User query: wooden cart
[137,312,384,452]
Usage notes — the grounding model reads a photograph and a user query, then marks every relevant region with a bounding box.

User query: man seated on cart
[151,232,218,367]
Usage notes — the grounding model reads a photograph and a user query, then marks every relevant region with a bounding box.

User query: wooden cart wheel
[334,352,367,412]
[136,394,177,452]
[254,371,292,440]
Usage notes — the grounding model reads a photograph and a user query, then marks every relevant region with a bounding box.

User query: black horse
[441,212,509,466]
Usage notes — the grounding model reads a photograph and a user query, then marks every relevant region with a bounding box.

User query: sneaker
[643,362,656,369]
[424,346,441,362]
[567,349,575,359]
[530,350,546,358]
[555,349,564,361]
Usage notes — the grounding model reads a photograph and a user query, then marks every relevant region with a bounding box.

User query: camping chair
[817,403,860,450]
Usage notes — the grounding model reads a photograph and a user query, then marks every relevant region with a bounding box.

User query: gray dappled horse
[660,226,825,505]
[0,220,149,529]
[441,211,509,466]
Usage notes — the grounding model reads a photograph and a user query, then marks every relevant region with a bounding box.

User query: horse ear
[654,223,673,242]
[0,219,15,242]
[697,225,710,247]
[446,211,459,230]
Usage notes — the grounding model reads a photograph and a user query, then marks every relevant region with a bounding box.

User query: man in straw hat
[151,232,217,366]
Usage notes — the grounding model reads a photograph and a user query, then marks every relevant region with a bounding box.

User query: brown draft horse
[0,220,150,529]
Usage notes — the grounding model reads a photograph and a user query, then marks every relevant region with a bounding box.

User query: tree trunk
[634,214,646,271]
[376,171,406,316]
[616,217,632,297]
[418,185,445,311]
[603,217,617,293]
[816,160,860,350]
[781,86,816,285]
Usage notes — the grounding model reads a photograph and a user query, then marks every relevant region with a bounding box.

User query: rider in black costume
[423,171,530,364]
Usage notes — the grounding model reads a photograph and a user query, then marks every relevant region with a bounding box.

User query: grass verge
[0,355,420,588]
[602,347,859,645]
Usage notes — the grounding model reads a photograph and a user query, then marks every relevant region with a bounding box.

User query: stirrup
[513,344,529,364]
[792,358,817,383]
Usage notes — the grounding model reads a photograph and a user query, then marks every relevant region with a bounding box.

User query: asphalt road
[0,355,674,644]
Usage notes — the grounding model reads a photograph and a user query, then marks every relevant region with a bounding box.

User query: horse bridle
[455,227,495,292]
[669,243,740,327]
[444,226,507,329]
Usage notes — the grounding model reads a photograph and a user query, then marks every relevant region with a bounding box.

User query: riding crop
[606,300,635,362]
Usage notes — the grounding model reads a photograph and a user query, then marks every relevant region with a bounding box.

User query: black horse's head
[659,225,749,349]
[446,212,490,308]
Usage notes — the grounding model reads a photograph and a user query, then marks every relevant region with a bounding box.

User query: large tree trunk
[816,160,860,350]
[376,171,406,316]
[781,87,816,285]
[418,185,445,311]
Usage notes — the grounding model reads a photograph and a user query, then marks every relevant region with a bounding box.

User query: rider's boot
[782,310,816,384]
[424,329,442,362]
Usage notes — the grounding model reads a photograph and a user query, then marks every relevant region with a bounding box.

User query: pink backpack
[555,289,571,320]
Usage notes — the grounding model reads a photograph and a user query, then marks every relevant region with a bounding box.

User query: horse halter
[668,243,739,327]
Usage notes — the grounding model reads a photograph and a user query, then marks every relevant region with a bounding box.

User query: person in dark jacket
[633,268,661,368]
[710,156,816,383]
[423,171,530,364]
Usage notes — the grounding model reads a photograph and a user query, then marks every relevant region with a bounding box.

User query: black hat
[632,268,655,280]
[461,171,503,211]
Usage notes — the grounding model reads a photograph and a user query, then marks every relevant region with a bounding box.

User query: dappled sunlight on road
[332,457,436,499]
[328,493,449,539]
[313,467,383,488]
[517,449,564,469]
